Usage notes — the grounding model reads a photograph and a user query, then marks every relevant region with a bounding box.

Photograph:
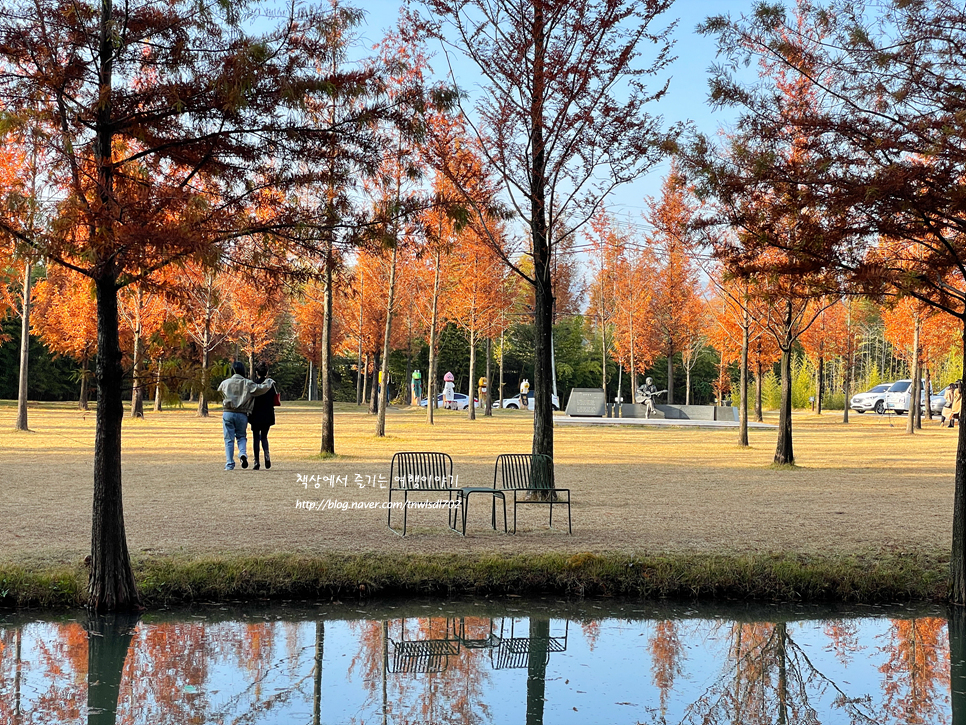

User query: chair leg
[402,491,408,536]
[567,499,572,534]
[549,500,553,528]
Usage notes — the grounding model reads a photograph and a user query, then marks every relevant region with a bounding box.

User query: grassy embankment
[0,400,956,608]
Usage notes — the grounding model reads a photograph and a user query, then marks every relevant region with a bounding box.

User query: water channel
[1,598,963,724]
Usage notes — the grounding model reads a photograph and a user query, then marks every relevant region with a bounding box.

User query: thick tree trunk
[320,236,335,456]
[90,274,140,611]
[468,327,477,420]
[79,354,90,410]
[16,260,32,431]
[130,331,143,418]
[529,1,554,481]
[739,312,749,447]
[952,322,966,603]
[774,344,794,465]
[375,245,398,437]
[427,249,441,424]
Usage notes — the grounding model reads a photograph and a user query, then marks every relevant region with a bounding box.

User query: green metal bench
[492,453,571,534]
[388,452,457,536]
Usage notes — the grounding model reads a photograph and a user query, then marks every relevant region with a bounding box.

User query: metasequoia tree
[0,0,407,611]
[31,267,98,409]
[179,264,241,418]
[648,164,704,405]
[416,0,677,466]
[585,210,626,398]
[799,298,849,416]
[230,280,287,375]
[444,222,510,420]
[118,278,167,418]
[699,0,966,599]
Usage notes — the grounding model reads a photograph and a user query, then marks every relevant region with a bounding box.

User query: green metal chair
[388,452,456,536]
[492,453,571,534]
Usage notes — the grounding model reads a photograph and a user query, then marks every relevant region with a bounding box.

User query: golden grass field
[0,400,958,569]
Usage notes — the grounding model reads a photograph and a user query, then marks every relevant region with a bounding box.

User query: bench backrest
[494,453,553,491]
[390,452,454,490]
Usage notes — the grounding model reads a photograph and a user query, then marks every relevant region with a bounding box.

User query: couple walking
[218,361,278,470]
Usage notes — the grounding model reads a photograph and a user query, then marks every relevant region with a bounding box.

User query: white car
[849,383,893,415]
[498,392,560,411]
[885,379,936,416]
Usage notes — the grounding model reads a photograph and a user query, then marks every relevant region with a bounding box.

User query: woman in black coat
[249,361,277,469]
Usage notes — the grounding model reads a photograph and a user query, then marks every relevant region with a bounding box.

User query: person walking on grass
[217,361,276,471]
[249,361,278,470]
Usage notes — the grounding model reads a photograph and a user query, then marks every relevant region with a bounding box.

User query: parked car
[885,379,937,416]
[419,393,472,410]
[498,392,560,411]
[931,386,949,416]
[849,383,893,415]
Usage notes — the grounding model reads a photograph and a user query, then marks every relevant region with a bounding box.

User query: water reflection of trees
[0,610,959,724]
[679,622,881,725]
[349,617,493,725]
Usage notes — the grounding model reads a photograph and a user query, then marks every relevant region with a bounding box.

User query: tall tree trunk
[79,354,90,410]
[925,367,933,421]
[153,360,162,412]
[356,278,364,406]
[953,319,966,603]
[666,345,675,405]
[755,357,764,423]
[685,363,691,405]
[629,313,636,400]
[908,315,921,434]
[90,273,140,611]
[16,259,32,431]
[843,303,852,424]
[375,245,398,437]
[816,354,824,415]
[485,336,493,416]
[774,301,796,466]
[468,327,477,420]
[320,235,335,456]
[739,309,749,447]
[427,249,441,425]
[130,329,143,418]
[499,328,505,409]
[197,323,210,417]
[368,352,380,415]
[362,354,370,410]
[529,0,554,478]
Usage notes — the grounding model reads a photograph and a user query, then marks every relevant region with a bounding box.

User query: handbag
[272,388,281,407]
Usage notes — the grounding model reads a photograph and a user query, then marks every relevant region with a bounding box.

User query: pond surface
[1,599,963,724]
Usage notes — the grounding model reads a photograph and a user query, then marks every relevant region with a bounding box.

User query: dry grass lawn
[0,400,957,567]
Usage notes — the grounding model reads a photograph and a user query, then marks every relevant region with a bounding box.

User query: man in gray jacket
[218,361,276,470]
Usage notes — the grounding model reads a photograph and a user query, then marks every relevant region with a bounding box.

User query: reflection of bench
[492,619,569,670]
[385,618,462,673]
[493,454,571,534]
[387,452,457,536]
